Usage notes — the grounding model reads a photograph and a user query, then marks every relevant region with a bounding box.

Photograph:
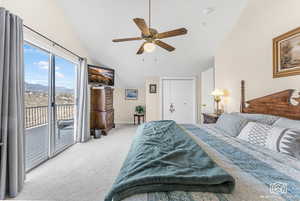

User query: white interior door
[162,78,196,124]
[201,68,215,114]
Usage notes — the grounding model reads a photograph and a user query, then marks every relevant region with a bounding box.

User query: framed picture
[149,84,157,94]
[125,89,138,100]
[273,27,300,78]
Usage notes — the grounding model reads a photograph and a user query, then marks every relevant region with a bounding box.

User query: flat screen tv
[88,65,115,86]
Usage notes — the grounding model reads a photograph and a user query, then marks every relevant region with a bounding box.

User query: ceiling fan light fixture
[112,0,187,54]
[144,42,156,53]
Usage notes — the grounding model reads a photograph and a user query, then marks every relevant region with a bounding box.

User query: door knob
[169,103,175,113]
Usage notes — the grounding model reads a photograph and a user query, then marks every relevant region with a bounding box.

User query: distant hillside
[25,82,74,93]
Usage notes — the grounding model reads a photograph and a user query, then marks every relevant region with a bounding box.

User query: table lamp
[211,89,224,115]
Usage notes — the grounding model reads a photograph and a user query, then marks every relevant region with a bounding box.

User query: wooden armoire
[90,87,115,135]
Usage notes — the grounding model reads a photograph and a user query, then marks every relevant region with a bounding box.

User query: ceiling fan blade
[155,40,175,52]
[137,42,146,55]
[112,37,143,42]
[133,18,151,36]
[156,28,188,39]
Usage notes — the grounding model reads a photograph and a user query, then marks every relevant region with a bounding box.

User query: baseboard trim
[115,122,133,125]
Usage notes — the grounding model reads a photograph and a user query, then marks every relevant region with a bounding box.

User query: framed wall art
[273,27,300,78]
[125,89,138,100]
[149,84,157,94]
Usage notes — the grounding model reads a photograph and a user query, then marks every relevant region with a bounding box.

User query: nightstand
[202,113,220,124]
[134,114,145,125]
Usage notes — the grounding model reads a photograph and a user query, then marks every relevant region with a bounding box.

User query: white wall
[215,0,300,112]
[113,88,146,124]
[145,77,160,122]
[2,0,92,62]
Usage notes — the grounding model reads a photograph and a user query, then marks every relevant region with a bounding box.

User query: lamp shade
[211,89,224,96]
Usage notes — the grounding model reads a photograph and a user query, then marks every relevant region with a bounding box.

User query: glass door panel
[24,43,50,171]
[53,56,77,153]
[24,43,78,170]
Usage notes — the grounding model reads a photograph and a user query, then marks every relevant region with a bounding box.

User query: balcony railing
[25,104,75,128]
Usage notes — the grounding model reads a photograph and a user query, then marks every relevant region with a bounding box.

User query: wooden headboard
[240,80,300,120]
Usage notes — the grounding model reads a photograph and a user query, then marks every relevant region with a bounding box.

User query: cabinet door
[105,91,113,110]
[92,112,106,129]
[106,110,114,127]
[91,89,106,111]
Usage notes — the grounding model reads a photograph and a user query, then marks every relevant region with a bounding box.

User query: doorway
[160,77,197,124]
[24,42,77,171]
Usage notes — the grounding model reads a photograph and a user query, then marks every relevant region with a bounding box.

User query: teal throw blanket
[105,120,235,201]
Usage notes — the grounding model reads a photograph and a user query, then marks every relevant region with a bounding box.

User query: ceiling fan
[112,0,188,55]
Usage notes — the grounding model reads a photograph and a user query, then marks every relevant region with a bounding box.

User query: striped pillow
[238,122,300,159]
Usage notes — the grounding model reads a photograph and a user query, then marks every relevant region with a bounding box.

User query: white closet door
[162,78,195,124]
[163,80,173,121]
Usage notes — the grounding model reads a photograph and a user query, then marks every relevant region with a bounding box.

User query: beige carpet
[12,125,137,201]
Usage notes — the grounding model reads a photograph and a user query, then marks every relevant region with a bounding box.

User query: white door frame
[159,77,197,124]
[201,67,215,115]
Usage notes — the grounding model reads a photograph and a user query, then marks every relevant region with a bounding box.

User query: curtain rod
[23,25,84,60]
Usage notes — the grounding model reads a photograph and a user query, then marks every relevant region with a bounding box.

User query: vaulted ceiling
[56,0,247,88]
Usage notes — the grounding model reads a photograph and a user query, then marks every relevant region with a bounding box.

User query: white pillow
[238,122,300,159]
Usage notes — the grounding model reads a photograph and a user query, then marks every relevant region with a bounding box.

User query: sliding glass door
[24,42,78,171]
[53,55,76,153]
[24,43,50,170]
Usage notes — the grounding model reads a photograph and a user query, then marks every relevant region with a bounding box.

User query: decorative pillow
[238,122,300,159]
[273,118,300,130]
[231,112,280,125]
[215,113,249,137]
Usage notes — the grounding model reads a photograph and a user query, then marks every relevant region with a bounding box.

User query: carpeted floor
[12,124,137,201]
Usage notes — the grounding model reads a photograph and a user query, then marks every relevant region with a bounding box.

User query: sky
[24,43,76,89]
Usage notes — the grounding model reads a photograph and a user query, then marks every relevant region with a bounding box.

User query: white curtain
[0,7,25,199]
[76,58,90,142]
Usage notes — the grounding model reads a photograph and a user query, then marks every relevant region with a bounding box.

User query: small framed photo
[273,27,300,78]
[125,89,138,100]
[149,84,157,94]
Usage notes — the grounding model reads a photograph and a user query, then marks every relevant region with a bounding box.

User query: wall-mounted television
[88,65,115,86]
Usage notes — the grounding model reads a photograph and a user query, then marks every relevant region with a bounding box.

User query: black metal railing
[25,104,74,128]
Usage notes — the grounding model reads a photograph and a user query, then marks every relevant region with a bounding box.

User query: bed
[106,81,300,201]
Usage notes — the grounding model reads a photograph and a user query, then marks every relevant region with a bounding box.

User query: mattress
[121,124,300,201]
